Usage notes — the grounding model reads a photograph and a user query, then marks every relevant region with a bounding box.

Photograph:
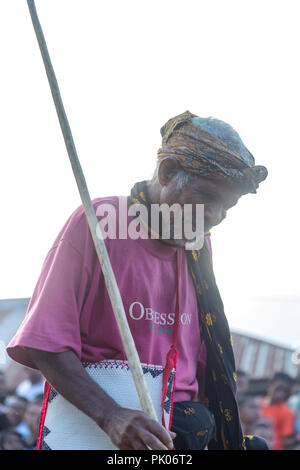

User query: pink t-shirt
[7,196,207,402]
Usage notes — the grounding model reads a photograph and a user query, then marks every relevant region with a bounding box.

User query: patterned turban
[157,110,268,195]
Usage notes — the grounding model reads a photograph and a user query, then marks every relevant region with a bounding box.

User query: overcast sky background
[1,0,299,348]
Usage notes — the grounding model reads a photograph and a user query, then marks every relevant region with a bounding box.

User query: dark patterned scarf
[130,180,254,450]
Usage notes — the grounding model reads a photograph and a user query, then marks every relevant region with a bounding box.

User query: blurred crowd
[237,370,300,450]
[0,368,44,450]
[1,363,300,450]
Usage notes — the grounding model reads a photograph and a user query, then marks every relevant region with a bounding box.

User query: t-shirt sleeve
[6,216,92,369]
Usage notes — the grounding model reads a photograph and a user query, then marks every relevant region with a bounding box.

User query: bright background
[1,0,299,347]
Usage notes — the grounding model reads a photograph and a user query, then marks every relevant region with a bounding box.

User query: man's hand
[103,406,176,450]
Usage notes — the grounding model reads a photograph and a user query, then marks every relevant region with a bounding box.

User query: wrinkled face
[158,169,241,237]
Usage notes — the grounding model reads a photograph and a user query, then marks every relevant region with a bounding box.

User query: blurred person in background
[16,368,44,402]
[237,392,261,435]
[5,395,28,427]
[23,396,43,449]
[260,372,295,450]
[5,395,30,441]
[236,370,249,396]
[0,395,28,434]
[0,429,25,450]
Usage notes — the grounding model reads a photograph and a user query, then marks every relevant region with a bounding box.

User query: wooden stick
[26,0,158,422]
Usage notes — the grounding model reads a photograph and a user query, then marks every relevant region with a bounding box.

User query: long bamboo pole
[26,0,158,422]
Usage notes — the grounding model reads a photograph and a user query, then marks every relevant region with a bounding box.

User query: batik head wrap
[157,110,268,195]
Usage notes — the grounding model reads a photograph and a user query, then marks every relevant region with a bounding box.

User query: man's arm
[25,347,175,450]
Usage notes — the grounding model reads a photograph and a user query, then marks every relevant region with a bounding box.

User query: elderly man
[7,111,268,450]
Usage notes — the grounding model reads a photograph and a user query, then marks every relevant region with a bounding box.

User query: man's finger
[145,419,175,449]
[139,430,169,451]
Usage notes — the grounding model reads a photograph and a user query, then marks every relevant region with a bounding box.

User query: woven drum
[38,360,176,450]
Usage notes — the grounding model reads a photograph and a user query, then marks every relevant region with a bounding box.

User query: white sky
[1,0,299,348]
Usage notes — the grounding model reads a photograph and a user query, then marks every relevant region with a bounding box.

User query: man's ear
[157,158,180,186]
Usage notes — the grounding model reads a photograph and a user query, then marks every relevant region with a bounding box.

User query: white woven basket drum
[38,360,175,450]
